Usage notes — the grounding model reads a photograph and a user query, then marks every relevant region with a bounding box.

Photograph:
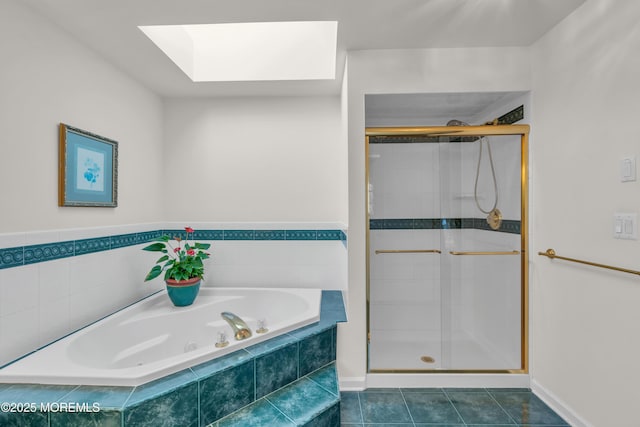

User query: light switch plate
[620,156,637,182]
[613,212,637,240]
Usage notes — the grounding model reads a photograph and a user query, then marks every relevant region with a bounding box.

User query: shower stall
[366,124,529,374]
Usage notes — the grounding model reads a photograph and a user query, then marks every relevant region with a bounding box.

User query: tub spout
[221,312,252,340]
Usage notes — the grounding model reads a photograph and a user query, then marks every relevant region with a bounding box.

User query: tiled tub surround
[0,223,347,367]
[0,288,322,386]
[0,290,346,427]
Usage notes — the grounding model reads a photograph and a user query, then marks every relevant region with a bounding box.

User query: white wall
[530,1,640,426]
[0,0,165,233]
[341,47,531,388]
[0,1,164,365]
[162,96,347,224]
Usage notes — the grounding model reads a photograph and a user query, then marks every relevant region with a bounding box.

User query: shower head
[446,119,470,126]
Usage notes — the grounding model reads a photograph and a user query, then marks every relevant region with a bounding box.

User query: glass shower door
[367,132,524,372]
[368,140,445,370]
[439,134,523,370]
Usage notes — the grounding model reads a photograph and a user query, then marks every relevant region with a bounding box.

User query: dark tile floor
[340,388,570,426]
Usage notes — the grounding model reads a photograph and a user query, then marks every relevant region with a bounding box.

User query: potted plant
[143,226,211,306]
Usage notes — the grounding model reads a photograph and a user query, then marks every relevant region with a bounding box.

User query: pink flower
[185,227,195,233]
[174,247,181,253]
[187,249,195,256]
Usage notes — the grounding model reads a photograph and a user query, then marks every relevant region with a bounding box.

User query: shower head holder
[486,208,502,230]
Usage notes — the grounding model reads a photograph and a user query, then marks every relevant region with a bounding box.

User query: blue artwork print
[76,147,105,192]
[83,158,101,185]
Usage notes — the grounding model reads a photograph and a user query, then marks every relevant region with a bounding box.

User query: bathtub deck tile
[62,385,134,410]
[319,290,347,322]
[124,381,199,427]
[0,383,79,405]
[190,349,254,380]
[125,368,198,407]
[244,333,299,357]
[286,321,334,341]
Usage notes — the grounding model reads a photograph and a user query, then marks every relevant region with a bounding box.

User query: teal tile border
[0,291,346,427]
[370,218,520,234]
[0,229,347,270]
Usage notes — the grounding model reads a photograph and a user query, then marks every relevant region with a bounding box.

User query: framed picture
[58,124,118,207]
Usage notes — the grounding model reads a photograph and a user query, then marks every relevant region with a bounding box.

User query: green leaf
[142,242,167,252]
[144,265,163,281]
[156,255,169,263]
[195,242,211,250]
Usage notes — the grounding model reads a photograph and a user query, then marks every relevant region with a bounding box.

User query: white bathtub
[0,287,321,386]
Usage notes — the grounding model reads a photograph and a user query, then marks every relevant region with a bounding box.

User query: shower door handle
[375,249,442,255]
[449,250,520,255]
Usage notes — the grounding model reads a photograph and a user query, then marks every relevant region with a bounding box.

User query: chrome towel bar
[538,248,640,276]
[449,250,520,256]
[375,249,441,255]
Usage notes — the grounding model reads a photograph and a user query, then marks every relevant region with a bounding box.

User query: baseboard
[531,379,592,427]
[339,376,366,391]
[365,373,530,389]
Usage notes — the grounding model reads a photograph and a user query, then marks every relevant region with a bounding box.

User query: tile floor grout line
[356,390,364,425]
[441,387,469,426]
[486,388,520,426]
[398,389,417,427]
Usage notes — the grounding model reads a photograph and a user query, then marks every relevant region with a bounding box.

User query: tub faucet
[221,312,252,340]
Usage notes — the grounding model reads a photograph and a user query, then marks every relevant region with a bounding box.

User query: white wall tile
[0,265,39,316]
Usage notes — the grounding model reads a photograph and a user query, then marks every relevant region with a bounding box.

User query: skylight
[139,21,338,82]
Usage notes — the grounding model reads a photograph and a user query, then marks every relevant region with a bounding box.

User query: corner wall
[530,1,640,425]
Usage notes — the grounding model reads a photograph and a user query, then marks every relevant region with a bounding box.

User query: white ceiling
[21,0,585,98]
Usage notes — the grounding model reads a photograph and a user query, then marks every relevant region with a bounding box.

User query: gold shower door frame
[365,124,530,374]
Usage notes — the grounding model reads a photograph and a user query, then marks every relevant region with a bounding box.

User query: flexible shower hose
[474,136,499,214]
